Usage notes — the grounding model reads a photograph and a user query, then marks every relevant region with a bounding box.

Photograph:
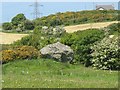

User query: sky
[1,1,119,23]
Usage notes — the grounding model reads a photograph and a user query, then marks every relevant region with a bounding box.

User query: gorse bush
[1,46,39,64]
[61,29,105,66]
[34,10,118,27]
[91,36,119,70]
[1,50,16,63]
[15,46,39,60]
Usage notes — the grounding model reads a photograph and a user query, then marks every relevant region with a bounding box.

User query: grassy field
[2,59,118,88]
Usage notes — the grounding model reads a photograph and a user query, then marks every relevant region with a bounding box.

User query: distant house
[96,5,115,10]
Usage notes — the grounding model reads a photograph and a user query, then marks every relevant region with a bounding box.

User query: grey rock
[40,42,74,62]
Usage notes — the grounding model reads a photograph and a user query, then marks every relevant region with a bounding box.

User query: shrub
[15,46,39,60]
[106,23,119,35]
[61,29,105,66]
[13,26,65,50]
[1,46,39,64]
[1,50,16,63]
[91,36,119,70]
[2,22,12,30]
[24,20,34,30]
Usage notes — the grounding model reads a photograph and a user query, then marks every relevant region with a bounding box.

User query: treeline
[2,10,118,31]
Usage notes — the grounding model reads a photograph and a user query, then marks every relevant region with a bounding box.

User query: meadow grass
[2,59,118,88]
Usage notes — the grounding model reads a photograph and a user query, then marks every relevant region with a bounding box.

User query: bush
[91,36,119,70]
[24,20,34,30]
[13,26,66,50]
[106,23,120,35]
[1,46,39,64]
[61,29,105,66]
[11,13,26,26]
[1,50,16,63]
[2,22,12,30]
[15,46,39,60]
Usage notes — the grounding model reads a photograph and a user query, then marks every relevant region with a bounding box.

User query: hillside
[34,10,118,27]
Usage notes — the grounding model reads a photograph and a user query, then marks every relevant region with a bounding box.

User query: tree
[11,13,26,26]
[2,22,12,30]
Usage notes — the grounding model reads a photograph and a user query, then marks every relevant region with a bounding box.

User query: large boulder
[40,42,74,62]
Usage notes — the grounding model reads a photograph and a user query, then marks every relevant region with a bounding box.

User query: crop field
[0,32,28,44]
[64,21,118,33]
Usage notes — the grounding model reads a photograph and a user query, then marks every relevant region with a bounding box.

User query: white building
[96,5,115,10]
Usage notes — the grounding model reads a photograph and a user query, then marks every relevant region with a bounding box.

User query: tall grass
[2,59,118,88]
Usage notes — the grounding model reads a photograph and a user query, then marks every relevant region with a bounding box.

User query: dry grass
[0,32,28,44]
[0,21,118,44]
[64,21,118,33]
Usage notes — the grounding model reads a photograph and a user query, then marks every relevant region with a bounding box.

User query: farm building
[96,5,115,10]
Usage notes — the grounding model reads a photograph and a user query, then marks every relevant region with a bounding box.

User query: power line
[30,0,43,19]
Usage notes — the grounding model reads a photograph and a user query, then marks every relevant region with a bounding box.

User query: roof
[96,5,114,10]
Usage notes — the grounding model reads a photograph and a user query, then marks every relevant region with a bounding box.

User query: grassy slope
[2,59,118,88]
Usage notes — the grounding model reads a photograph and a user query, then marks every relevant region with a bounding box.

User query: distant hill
[34,10,118,27]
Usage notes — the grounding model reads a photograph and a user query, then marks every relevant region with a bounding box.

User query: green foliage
[3,10,118,32]
[107,23,120,35]
[11,13,26,27]
[16,22,25,32]
[1,46,39,64]
[34,10,118,27]
[13,26,66,50]
[2,22,12,30]
[61,29,105,66]
[91,36,119,70]
[24,20,34,30]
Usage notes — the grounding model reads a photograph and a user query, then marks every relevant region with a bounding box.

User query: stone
[40,42,74,62]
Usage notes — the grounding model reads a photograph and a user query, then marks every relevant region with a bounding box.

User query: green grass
[2,59,118,88]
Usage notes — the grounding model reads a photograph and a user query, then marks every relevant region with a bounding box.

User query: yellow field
[0,32,28,44]
[64,21,118,33]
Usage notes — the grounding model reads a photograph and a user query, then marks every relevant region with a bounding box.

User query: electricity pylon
[30,0,43,19]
